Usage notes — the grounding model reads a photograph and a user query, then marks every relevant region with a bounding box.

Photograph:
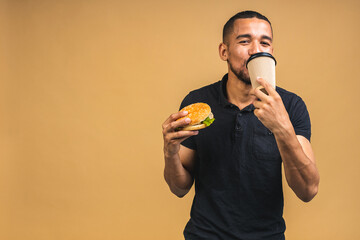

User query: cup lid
[246,52,277,69]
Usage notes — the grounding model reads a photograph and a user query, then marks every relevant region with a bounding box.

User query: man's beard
[228,61,251,85]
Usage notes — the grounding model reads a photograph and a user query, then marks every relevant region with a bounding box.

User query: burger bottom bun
[180,124,207,131]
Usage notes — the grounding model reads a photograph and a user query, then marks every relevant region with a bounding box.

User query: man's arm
[272,127,319,202]
[162,111,198,198]
[252,78,320,202]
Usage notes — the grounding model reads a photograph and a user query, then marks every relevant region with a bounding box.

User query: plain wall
[1,0,359,239]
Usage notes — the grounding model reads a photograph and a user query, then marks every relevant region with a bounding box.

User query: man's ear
[219,43,228,61]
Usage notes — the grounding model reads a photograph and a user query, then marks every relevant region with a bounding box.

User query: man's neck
[226,72,256,110]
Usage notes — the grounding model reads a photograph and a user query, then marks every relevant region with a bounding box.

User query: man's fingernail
[185,118,191,123]
[183,111,188,115]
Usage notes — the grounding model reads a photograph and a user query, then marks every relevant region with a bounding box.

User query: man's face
[225,18,273,84]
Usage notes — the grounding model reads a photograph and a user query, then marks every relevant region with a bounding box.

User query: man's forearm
[274,126,319,202]
[164,153,193,198]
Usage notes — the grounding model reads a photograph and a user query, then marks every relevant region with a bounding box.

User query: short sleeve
[179,93,197,150]
[290,97,311,141]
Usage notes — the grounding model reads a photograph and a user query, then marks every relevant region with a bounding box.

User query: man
[162,11,319,240]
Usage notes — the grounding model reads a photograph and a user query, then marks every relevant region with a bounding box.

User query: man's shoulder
[182,80,221,101]
[276,86,298,98]
[187,80,221,96]
[179,80,222,110]
[276,86,304,103]
[276,86,308,115]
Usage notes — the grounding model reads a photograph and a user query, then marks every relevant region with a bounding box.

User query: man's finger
[253,99,264,109]
[249,87,256,97]
[168,130,199,140]
[253,85,270,101]
[163,111,189,126]
[253,108,263,120]
[170,117,192,131]
[256,77,276,96]
[163,118,191,135]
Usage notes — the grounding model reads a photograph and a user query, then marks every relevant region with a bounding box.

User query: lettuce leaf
[202,117,215,127]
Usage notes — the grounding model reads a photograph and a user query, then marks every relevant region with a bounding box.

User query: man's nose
[248,42,261,55]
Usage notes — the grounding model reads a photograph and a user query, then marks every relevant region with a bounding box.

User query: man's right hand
[162,110,198,197]
[162,111,198,157]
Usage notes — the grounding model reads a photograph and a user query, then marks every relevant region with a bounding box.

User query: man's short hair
[222,10,272,44]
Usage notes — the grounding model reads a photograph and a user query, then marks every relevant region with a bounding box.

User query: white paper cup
[246,52,277,94]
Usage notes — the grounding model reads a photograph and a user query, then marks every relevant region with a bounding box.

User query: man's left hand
[251,77,292,134]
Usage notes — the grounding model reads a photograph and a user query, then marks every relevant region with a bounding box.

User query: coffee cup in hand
[246,52,277,95]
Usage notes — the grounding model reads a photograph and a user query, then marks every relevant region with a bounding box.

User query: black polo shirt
[180,74,311,240]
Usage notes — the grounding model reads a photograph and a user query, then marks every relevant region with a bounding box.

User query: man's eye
[239,40,249,44]
[261,42,270,46]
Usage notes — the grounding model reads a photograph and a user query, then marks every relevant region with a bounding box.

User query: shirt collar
[218,73,255,112]
[218,73,232,108]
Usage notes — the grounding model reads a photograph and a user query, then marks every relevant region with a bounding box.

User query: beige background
[1,0,359,239]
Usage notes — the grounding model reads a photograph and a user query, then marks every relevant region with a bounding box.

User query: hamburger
[177,102,215,131]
